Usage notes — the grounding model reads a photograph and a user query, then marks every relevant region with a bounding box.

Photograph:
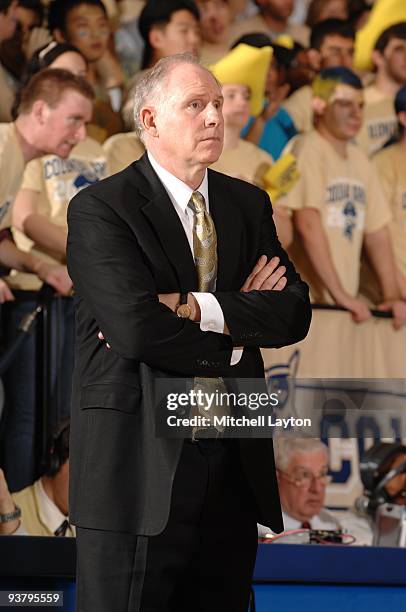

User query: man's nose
[309,477,325,493]
[205,103,221,126]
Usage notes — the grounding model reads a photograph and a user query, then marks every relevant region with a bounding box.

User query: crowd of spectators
[0,0,406,537]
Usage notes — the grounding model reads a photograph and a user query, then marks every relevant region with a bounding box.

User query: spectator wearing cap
[372,85,406,301]
[122,0,201,129]
[230,0,310,49]
[356,22,406,156]
[235,34,305,160]
[210,43,274,184]
[0,421,74,537]
[283,19,355,134]
[280,67,406,329]
[0,0,18,121]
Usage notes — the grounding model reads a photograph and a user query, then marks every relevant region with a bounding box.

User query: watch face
[177,303,192,318]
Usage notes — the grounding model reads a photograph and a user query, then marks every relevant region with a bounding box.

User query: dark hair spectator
[48,0,107,35]
[374,22,406,54]
[310,18,355,51]
[138,0,200,69]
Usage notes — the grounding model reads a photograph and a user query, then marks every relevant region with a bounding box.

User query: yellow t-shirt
[0,123,25,231]
[356,85,397,157]
[9,137,108,290]
[374,142,406,276]
[282,85,313,133]
[210,139,273,188]
[280,130,391,302]
[103,131,145,175]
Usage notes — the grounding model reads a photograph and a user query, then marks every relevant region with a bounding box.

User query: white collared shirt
[148,152,242,365]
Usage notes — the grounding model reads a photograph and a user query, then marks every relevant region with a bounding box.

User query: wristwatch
[0,504,21,523]
[176,293,192,319]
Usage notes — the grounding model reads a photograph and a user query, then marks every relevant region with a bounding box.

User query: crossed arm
[67,191,311,376]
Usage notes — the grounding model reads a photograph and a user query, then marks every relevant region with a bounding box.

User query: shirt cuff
[191,292,243,366]
[191,292,225,333]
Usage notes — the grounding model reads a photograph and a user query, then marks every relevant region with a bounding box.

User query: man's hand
[36,263,73,296]
[378,300,406,330]
[0,279,14,303]
[336,293,371,323]
[241,255,287,292]
[0,468,20,535]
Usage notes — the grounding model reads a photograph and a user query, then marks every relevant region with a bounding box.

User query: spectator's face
[277,450,329,522]
[257,0,294,20]
[16,4,41,54]
[315,0,348,24]
[384,453,406,504]
[50,51,87,78]
[60,3,110,63]
[0,0,18,41]
[149,63,224,170]
[150,10,201,60]
[381,37,406,85]
[321,84,363,140]
[196,0,231,45]
[319,35,355,69]
[222,83,251,129]
[37,90,92,158]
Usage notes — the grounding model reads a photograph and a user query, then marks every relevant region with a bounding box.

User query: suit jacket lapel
[132,154,198,292]
[208,170,245,291]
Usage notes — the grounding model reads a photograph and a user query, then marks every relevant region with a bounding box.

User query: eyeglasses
[278,469,332,488]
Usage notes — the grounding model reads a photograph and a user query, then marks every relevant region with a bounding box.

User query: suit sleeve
[214,190,312,349]
[67,191,234,376]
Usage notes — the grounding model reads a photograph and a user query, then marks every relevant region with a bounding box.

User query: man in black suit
[67,53,311,612]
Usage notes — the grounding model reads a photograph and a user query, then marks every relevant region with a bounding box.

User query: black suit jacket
[66,153,311,536]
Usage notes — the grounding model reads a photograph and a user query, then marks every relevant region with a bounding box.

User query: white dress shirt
[148,152,242,365]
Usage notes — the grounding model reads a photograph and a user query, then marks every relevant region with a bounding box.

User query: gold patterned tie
[188,191,217,292]
[188,191,230,439]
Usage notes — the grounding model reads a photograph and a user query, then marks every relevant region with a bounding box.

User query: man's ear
[308,49,321,71]
[53,28,66,44]
[31,99,48,125]
[371,49,382,71]
[312,96,327,116]
[140,107,159,137]
[149,27,164,52]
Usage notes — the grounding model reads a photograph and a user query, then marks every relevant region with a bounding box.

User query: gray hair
[274,438,329,471]
[133,53,202,143]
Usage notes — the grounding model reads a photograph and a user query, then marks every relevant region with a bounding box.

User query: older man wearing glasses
[266,438,338,532]
[258,438,374,544]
